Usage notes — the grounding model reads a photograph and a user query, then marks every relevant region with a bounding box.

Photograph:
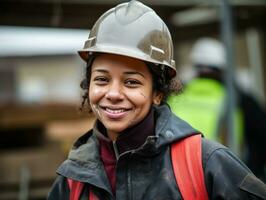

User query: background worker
[168,37,266,181]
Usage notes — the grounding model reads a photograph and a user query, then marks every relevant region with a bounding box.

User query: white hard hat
[190,38,225,69]
[79,0,176,78]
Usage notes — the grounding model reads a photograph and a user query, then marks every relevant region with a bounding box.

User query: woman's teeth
[106,108,125,113]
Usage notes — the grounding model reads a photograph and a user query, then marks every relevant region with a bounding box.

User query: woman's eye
[125,79,141,87]
[94,76,108,84]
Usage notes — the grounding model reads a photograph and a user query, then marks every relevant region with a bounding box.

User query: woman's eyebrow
[124,71,145,78]
[91,69,108,74]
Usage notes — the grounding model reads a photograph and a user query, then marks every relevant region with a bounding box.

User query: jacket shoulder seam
[201,138,228,169]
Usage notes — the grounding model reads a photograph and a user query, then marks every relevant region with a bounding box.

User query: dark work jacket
[47,105,266,200]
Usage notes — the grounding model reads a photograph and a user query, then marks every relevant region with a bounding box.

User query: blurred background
[0,0,265,199]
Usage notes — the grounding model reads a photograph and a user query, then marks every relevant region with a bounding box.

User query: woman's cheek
[125,89,151,104]
[89,87,106,104]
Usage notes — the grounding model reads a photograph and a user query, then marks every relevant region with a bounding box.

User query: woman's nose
[105,81,124,101]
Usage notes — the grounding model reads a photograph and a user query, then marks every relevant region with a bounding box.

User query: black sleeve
[47,175,70,200]
[202,139,266,200]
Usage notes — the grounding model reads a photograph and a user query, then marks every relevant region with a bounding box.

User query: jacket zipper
[127,164,132,200]
[112,137,157,200]
[112,141,133,200]
[112,141,119,160]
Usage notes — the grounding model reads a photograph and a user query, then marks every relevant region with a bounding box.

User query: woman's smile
[100,106,132,120]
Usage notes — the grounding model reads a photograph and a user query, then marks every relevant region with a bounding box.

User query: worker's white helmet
[190,38,225,69]
[79,0,176,78]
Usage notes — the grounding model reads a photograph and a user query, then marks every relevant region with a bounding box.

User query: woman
[48,1,266,199]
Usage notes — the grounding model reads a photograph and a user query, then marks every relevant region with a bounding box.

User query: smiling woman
[48,1,266,200]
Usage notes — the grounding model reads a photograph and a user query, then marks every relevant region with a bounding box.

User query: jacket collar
[153,104,199,148]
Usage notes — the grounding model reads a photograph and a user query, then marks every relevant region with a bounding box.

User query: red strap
[67,179,99,200]
[89,189,99,200]
[171,134,209,200]
[67,179,84,200]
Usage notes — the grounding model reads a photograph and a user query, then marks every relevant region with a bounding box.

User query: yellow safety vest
[168,78,244,155]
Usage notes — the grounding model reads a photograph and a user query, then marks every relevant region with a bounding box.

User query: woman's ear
[153,92,164,105]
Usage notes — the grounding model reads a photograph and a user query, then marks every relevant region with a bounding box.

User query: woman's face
[89,54,162,141]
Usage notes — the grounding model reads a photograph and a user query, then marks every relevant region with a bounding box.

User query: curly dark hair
[79,56,182,112]
[146,63,183,103]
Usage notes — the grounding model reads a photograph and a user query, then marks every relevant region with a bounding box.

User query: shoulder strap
[171,134,209,200]
[67,178,99,200]
[67,179,85,200]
